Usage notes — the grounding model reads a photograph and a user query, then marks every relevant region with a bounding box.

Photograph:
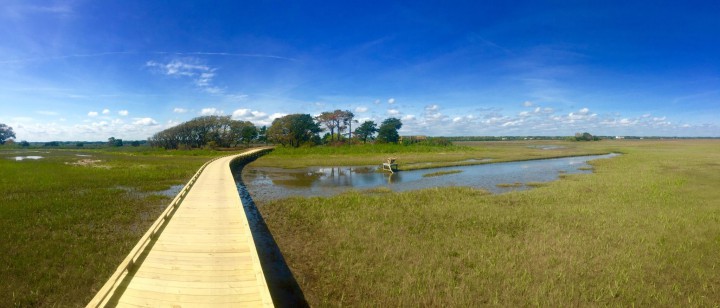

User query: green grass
[258,140,720,306]
[422,170,463,177]
[251,140,616,170]
[0,148,229,306]
[496,182,523,188]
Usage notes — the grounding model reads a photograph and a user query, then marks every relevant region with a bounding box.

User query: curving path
[89,148,274,307]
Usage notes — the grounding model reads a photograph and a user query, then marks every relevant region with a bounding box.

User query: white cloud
[402,115,416,121]
[578,107,590,115]
[523,101,534,107]
[133,118,158,126]
[355,106,368,113]
[232,108,282,126]
[388,98,395,104]
[387,109,400,115]
[146,58,221,94]
[118,110,129,116]
[88,111,98,117]
[102,109,110,115]
[37,111,59,116]
[425,104,439,111]
[200,108,223,116]
[173,108,188,113]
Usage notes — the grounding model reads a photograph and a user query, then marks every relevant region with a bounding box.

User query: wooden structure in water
[88,148,274,307]
[382,157,398,173]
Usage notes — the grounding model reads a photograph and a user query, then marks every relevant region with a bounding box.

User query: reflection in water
[243,153,619,201]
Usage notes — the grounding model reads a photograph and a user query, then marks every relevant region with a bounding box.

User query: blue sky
[1,0,718,141]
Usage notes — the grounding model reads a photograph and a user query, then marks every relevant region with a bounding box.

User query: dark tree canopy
[354,120,378,143]
[267,114,321,147]
[0,123,16,144]
[377,117,403,143]
[108,137,123,147]
[149,116,259,149]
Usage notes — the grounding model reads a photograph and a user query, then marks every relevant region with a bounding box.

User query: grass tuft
[422,170,463,177]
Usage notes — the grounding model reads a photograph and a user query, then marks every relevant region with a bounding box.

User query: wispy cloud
[118,110,129,116]
[88,111,98,117]
[146,58,224,94]
[173,108,188,113]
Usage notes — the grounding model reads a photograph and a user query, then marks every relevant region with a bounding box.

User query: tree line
[147,110,404,149]
[149,116,260,149]
[267,110,404,147]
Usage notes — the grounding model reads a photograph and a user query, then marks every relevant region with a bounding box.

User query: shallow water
[243,153,619,201]
[9,156,44,161]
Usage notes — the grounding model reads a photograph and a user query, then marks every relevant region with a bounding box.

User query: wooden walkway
[89,148,274,307]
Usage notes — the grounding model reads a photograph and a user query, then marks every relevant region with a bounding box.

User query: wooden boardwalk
[89,148,274,307]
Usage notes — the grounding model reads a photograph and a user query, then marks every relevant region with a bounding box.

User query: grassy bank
[251,140,617,170]
[0,148,227,306]
[258,140,720,306]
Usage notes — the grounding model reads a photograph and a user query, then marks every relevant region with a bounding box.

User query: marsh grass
[422,170,463,177]
[0,148,227,306]
[259,140,720,306]
[251,140,614,170]
[496,182,523,188]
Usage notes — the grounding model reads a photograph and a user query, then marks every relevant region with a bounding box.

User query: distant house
[615,136,625,139]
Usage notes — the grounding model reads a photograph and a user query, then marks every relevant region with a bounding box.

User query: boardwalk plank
[91,149,273,307]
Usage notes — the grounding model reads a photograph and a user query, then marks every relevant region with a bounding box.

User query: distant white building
[615,136,625,139]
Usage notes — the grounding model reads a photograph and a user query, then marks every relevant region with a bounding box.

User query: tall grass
[253,140,615,169]
[258,140,720,306]
[0,149,226,306]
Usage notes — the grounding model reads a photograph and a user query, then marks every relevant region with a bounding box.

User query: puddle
[243,153,619,201]
[9,156,44,161]
[156,184,185,197]
[76,154,92,157]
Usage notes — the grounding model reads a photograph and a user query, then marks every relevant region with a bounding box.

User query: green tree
[315,111,338,142]
[0,123,16,144]
[267,114,321,147]
[574,132,598,141]
[342,110,356,139]
[229,120,258,146]
[354,120,378,143]
[108,137,123,147]
[19,140,30,147]
[257,126,268,145]
[377,117,402,143]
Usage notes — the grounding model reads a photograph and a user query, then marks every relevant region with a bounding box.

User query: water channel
[242,153,619,201]
[232,152,617,306]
